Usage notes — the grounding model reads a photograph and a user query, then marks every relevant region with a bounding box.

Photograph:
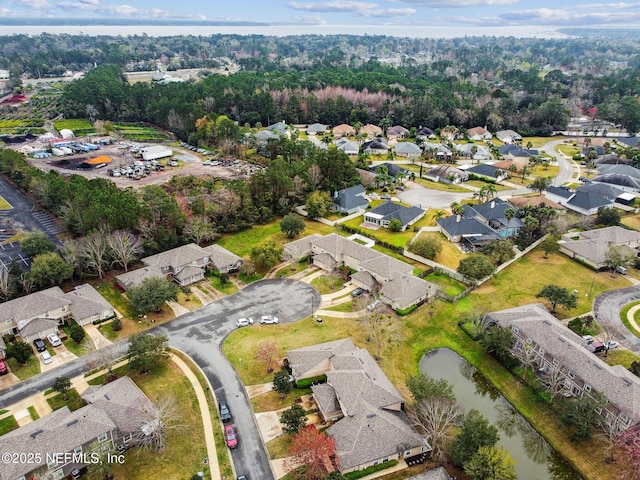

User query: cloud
[500,7,640,25]
[576,2,640,8]
[292,14,328,24]
[5,0,49,9]
[55,1,206,19]
[288,0,415,17]
[390,0,519,6]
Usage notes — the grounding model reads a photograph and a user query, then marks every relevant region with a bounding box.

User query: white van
[616,266,628,275]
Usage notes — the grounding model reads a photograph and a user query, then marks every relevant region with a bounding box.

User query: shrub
[295,374,327,389]
[395,304,418,316]
[344,460,398,479]
[111,317,123,332]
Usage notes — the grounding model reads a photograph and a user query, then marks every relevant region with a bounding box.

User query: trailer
[60,147,73,155]
[141,145,173,161]
[51,147,65,156]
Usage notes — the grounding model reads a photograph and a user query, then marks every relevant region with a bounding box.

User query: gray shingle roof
[380,274,438,309]
[406,467,453,480]
[592,173,640,190]
[597,164,640,179]
[466,198,515,223]
[18,317,58,337]
[576,182,624,200]
[283,233,322,260]
[204,244,243,270]
[428,165,468,180]
[287,338,357,380]
[366,201,425,227]
[560,226,640,267]
[485,303,640,423]
[115,266,165,289]
[0,286,69,323]
[333,185,368,211]
[437,216,501,239]
[465,164,506,178]
[143,243,209,270]
[547,186,573,199]
[395,142,421,154]
[65,284,114,321]
[567,190,612,210]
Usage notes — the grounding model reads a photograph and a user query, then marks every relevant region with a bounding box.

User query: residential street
[0,278,321,480]
[593,285,640,353]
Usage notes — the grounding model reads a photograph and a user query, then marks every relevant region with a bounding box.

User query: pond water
[419,348,581,480]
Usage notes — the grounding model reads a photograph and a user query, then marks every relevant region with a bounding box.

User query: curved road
[0,278,321,480]
[539,138,577,186]
[593,285,640,354]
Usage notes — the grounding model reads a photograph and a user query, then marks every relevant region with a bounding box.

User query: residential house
[394,142,422,158]
[364,201,426,231]
[466,126,492,141]
[558,226,640,270]
[591,173,640,193]
[406,468,453,480]
[582,145,605,158]
[387,125,409,140]
[286,339,431,474]
[0,377,158,480]
[332,185,369,214]
[496,129,522,144]
[416,127,436,140]
[307,123,328,135]
[437,215,502,251]
[335,138,359,156]
[440,126,459,142]
[369,162,411,181]
[254,130,280,143]
[424,165,469,184]
[455,143,491,162]
[464,198,523,237]
[595,154,630,166]
[546,186,613,215]
[484,303,640,432]
[205,244,243,273]
[116,243,241,290]
[507,195,566,213]
[499,144,537,166]
[284,234,438,310]
[65,284,116,326]
[356,168,377,188]
[596,164,640,179]
[0,287,71,342]
[265,121,289,137]
[333,124,356,137]
[363,138,389,155]
[426,143,453,162]
[464,164,508,182]
[359,124,383,139]
[576,183,624,202]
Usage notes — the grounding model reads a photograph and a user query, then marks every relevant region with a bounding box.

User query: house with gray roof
[363,138,389,155]
[464,164,507,182]
[306,123,328,135]
[283,234,438,310]
[335,138,359,156]
[64,284,116,326]
[394,142,422,158]
[0,286,71,342]
[546,186,613,215]
[597,164,640,179]
[254,129,280,143]
[425,165,469,184]
[437,215,501,251]
[455,143,491,161]
[464,198,523,237]
[387,125,409,140]
[0,376,156,480]
[364,201,426,232]
[332,185,369,214]
[592,173,640,193]
[496,129,522,144]
[484,303,640,433]
[416,127,435,140]
[405,467,453,480]
[558,226,640,269]
[286,339,430,474]
[204,244,243,273]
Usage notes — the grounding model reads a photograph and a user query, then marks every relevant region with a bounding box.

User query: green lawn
[208,275,239,295]
[424,271,468,296]
[465,180,511,191]
[96,280,136,319]
[602,349,640,369]
[621,213,640,231]
[341,212,432,249]
[6,355,40,380]
[413,231,468,270]
[310,274,345,294]
[46,389,87,412]
[325,299,357,312]
[266,434,293,460]
[0,415,18,436]
[413,176,470,192]
[0,195,13,210]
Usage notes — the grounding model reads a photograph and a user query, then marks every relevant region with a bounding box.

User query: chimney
[490,200,495,209]
[456,215,461,223]
[334,190,338,199]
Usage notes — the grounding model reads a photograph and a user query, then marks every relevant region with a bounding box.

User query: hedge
[295,374,327,389]
[344,460,398,479]
[395,304,418,316]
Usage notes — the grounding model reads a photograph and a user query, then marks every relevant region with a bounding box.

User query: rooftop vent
[366,413,376,419]
[67,419,78,427]
[30,429,44,438]
[543,320,552,326]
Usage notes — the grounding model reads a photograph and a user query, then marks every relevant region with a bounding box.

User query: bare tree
[0,267,13,301]
[519,343,538,381]
[359,309,399,361]
[183,216,218,246]
[80,232,109,278]
[407,397,463,464]
[107,230,143,272]
[19,273,33,295]
[253,341,281,374]
[131,396,190,453]
[544,363,570,403]
[59,238,83,276]
[84,337,123,380]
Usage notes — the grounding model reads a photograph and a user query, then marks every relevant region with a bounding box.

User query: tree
[28,252,74,288]
[127,332,171,373]
[359,309,399,361]
[480,239,515,265]
[20,231,56,257]
[450,201,465,216]
[273,370,292,397]
[7,341,32,364]
[536,285,577,313]
[604,244,636,275]
[0,267,14,301]
[612,423,640,480]
[406,374,463,464]
[463,445,517,480]
[280,213,306,239]
[561,392,606,441]
[539,235,560,258]
[285,425,337,480]
[131,396,188,452]
[107,230,143,272]
[281,404,307,434]
[127,276,179,314]
[305,191,333,219]
[450,409,500,467]
[408,235,443,260]
[479,326,517,368]
[596,207,620,226]
[530,176,551,195]
[70,323,86,344]
[80,232,109,279]
[250,240,283,270]
[630,361,640,377]
[457,254,496,280]
[85,337,122,381]
[254,341,280,374]
[388,218,403,232]
[52,376,72,401]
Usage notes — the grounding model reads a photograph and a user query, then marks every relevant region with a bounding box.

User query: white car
[260,315,279,324]
[47,333,62,347]
[367,299,381,311]
[605,340,619,349]
[235,317,254,328]
[40,351,53,364]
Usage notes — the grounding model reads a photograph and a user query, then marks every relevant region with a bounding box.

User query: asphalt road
[539,138,577,186]
[0,278,321,480]
[593,285,640,354]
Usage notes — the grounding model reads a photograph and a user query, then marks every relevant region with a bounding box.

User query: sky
[1,0,640,29]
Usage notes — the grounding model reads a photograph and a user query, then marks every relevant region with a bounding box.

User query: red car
[0,359,8,375]
[225,425,238,449]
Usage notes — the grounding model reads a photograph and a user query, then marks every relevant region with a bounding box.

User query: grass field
[310,274,346,294]
[465,179,511,191]
[47,388,86,412]
[0,195,13,210]
[413,176,471,192]
[341,213,429,249]
[0,415,18,436]
[621,213,640,231]
[413,231,468,270]
[6,355,40,380]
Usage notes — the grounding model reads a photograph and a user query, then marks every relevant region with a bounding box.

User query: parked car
[381,193,392,200]
[590,342,606,354]
[0,359,8,375]
[616,266,628,275]
[220,401,231,422]
[168,161,179,167]
[605,340,619,349]
[260,314,279,324]
[367,299,381,311]
[235,317,254,328]
[225,425,238,448]
[47,333,62,347]
[33,338,47,352]
[237,476,248,480]
[351,288,364,297]
[582,335,594,345]
[40,351,53,364]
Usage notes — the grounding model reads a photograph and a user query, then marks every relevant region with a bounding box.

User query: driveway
[0,278,320,480]
[593,285,640,353]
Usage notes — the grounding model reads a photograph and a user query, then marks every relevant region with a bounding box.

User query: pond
[419,348,581,480]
